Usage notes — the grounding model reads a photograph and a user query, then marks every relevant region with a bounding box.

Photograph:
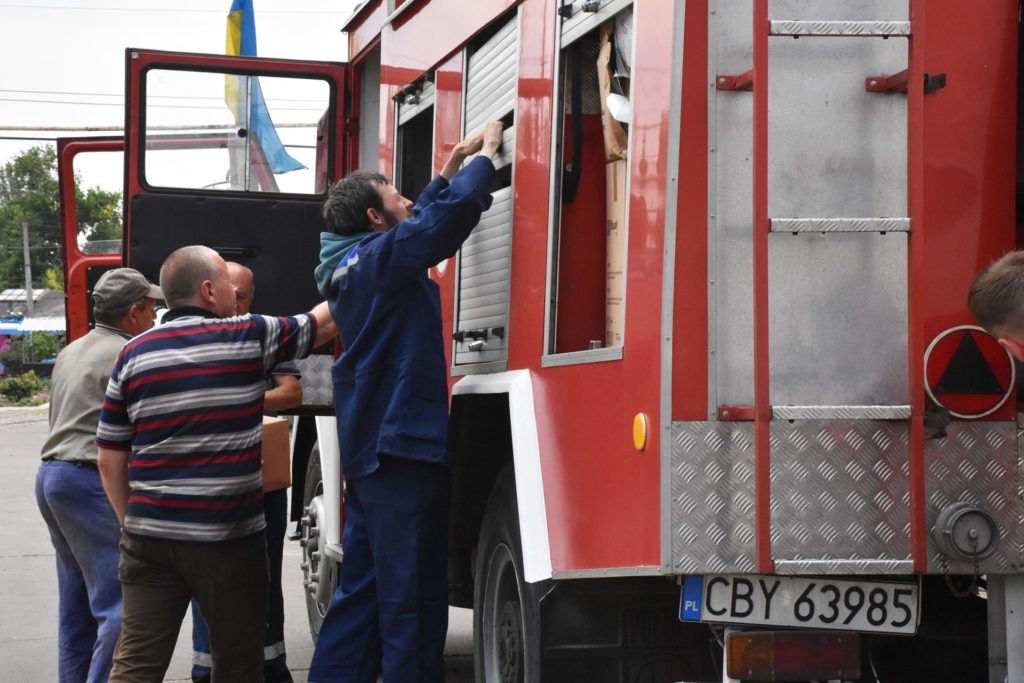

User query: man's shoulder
[61,326,125,359]
[350,231,386,255]
[335,232,390,282]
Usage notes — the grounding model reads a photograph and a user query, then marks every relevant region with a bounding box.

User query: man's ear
[997,336,1024,362]
[366,207,384,230]
[199,279,215,302]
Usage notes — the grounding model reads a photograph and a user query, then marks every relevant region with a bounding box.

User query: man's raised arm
[440,122,504,180]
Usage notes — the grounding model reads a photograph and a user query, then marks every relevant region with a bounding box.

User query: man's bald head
[159,246,236,317]
[227,261,254,315]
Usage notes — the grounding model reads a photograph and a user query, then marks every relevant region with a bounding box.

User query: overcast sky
[0,0,362,192]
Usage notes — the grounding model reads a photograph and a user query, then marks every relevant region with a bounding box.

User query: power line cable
[0,4,344,13]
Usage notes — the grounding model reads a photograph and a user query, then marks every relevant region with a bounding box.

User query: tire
[473,464,543,683]
[300,443,339,643]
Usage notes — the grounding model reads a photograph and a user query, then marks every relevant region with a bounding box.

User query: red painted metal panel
[751,0,773,574]
[503,0,554,370]
[919,0,1018,416]
[915,0,1018,565]
[378,0,518,77]
[672,0,709,421]
[346,0,386,62]
[57,138,123,342]
[525,0,672,571]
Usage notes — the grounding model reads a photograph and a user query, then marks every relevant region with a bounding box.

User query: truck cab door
[57,136,125,342]
[122,49,350,410]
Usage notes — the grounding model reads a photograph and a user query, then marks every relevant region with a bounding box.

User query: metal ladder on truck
[726,3,1019,681]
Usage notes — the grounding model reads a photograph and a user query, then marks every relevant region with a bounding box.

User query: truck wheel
[300,443,339,643]
[474,465,542,683]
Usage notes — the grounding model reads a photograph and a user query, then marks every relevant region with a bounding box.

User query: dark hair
[159,245,220,308]
[322,171,389,236]
[968,250,1024,336]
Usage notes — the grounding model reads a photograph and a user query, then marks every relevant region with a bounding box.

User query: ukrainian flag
[225,0,304,175]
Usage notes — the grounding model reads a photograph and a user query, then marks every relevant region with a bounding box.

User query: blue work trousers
[308,455,450,683]
[190,488,291,682]
[35,459,123,683]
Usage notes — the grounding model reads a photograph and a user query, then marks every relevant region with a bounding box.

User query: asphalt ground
[0,407,474,682]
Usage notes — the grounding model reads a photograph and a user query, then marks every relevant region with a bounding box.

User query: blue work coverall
[309,156,495,682]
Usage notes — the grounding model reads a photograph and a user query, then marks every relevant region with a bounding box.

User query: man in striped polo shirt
[96,245,337,682]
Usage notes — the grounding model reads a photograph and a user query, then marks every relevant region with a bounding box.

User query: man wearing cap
[36,268,161,683]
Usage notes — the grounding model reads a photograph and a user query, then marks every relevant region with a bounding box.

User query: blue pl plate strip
[680,575,704,621]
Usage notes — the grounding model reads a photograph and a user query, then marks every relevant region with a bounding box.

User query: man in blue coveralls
[309,120,505,682]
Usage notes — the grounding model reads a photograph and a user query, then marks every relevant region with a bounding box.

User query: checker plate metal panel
[925,421,1022,573]
[770,420,911,571]
[671,422,757,573]
[294,354,333,408]
[672,420,1024,575]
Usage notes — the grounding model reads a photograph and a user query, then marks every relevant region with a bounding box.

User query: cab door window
[142,68,330,195]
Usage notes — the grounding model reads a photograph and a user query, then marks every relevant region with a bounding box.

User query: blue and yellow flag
[225,0,304,174]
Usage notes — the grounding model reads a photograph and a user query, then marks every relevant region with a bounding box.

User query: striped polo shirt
[96,306,317,542]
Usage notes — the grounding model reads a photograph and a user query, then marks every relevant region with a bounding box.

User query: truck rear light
[726,630,860,681]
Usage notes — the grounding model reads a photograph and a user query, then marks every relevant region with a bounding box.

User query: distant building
[0,289,65,318]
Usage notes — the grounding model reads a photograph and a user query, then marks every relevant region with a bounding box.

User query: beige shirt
[40,324,131,463]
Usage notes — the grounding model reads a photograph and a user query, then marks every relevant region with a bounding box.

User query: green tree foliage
[0,145,122,290]
[44,266,63,290]
[0,370,48,404]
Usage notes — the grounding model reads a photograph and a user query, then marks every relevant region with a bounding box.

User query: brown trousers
[109,531,268,683]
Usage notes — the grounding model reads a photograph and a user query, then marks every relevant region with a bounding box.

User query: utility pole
[21,220,33,316]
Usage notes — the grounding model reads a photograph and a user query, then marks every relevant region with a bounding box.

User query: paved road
[0,407,474,682]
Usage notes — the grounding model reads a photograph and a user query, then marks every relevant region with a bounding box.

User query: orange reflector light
[632,413,648,451]
[727,630,860,681]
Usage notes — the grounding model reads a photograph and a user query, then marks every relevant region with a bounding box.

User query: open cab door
[121,48,350,410]
[57,136,125,342]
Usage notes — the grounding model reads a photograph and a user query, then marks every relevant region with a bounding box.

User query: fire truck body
[57,0,1024,679]
[340,0,1015,678]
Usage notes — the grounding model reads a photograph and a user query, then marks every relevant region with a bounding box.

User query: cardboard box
[261,415,291,492]
[605,158,628,348]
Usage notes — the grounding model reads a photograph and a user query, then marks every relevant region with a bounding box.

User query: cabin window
[68,149,125,255]
[545,1,633,362]
[141,68,330,195]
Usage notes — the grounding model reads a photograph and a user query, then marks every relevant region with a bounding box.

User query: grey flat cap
[93,268,163,317]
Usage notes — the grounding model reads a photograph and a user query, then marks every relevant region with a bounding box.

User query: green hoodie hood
[315,231,373,298]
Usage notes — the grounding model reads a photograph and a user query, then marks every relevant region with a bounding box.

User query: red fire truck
[59,0,1024,680]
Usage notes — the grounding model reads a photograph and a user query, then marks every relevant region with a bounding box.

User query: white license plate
[680,574,919,635]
